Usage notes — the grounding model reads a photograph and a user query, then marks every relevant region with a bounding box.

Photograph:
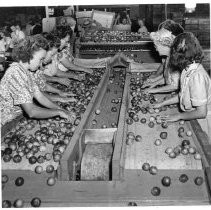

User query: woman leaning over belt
[0,35,76,126]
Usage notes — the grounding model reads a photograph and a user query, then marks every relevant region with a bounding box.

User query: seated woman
[0,35,75,126]
[153,33,211,142]
[142,20,184,94]
[28,35,75,102]
[82,18,104,33]
[113,12,132,31]
[137,18,148,35]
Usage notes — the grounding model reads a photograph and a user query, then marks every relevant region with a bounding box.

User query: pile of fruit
[81,31,150,43]
[1,68,105,171]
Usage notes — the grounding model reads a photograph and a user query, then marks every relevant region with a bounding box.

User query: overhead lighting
[185,3,196,13]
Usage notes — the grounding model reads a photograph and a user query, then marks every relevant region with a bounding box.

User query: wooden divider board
[87,69,125,129]
[124,74,203,170]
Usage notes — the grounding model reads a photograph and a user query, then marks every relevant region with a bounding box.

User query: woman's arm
[44,75,71,86]
[162,105,207,122]
[153,94,179,108]
[178,105,207,120]
[21,89,75,121]
[55,69,85,81]
[60,58,93,74]
[21,103,61,119]
[126,14,132,25]
[34,89,61,109]
[147,84,178,94]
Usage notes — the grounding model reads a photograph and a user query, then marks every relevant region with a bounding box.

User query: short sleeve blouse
[0,63,40,125]
[179,63,211,111]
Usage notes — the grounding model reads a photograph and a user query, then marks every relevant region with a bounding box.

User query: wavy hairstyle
[56,25,73,39]
[170,32,204,71]
[42,32,61,50]
[158,19,184,36]
[12,34,48,63]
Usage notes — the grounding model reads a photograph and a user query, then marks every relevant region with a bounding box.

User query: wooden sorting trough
[2,66,211,206]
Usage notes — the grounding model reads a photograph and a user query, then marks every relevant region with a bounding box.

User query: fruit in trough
[149,166,158,175]
[186,130,192,137]
[3,154,12,162]
[154,139,162,146]
[148,121,155,128]
[15,177,24,186]
[188,147,196,154]
[179,174,189,183]
[35,166,43,174]
[151,187,161,196]
[47,177,56,186]
[181,148,189,155]
[13,155,22,163]
[135,135,142,142]
[161,122,168,129]
[181,140,190,147]
[142,163,150,171]
[13,199,24,208]
[178,127,185,133]
[133,114,139,122]
[111,107,117,112]
[194,177,204,186]
[126,118,133,125]
[194,153,201,160]
[28,156,37,164]
[31,197,41,207]
[169,152,176,159]
[179,120,185,125]
[160,132,167,139]
[128,202,137,206]
[46,165,54,173]
[161,176,171,187]
[2,174,9,184]
[2,200,12,208]
[95,109,101,115]
[165,147,173,155]
[140,118,146,124]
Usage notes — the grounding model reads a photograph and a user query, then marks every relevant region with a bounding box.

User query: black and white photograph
[0,0,211,208]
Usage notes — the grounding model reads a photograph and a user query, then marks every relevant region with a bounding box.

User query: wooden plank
[112,71,130,180]
[59,69,109,180]
[2,169,210,206]
[80,41,152,46]
[190,120,211,167]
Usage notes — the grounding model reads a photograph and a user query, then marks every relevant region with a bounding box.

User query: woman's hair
[12,34,48,63]
[158,19,184,36]
[170,32,204,71]
[56,26,73,39]
[42,32,61,50]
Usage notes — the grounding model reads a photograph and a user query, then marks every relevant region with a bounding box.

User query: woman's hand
[83,68,93,74]
[59,97,77,103]
[160,114,181,122]
[75,73,86,81]
[59,91,76,97]
[143,88,153,94]
[148,102,162,109]
[142,79,152,88]
[59,110,76,123]
[58,78,71,86]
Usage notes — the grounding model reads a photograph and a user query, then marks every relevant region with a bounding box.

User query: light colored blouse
[0,63,40,125]
[179,63,211,112]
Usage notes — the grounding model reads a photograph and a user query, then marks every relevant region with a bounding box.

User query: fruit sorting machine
[75,30,161,63]
[1,65,211,207]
